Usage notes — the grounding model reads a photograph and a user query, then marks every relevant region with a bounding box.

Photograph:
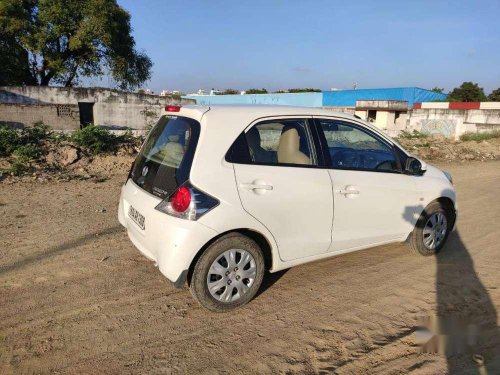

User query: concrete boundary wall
[0,86,194,131]
[406,107,500,139]
[414,102,500,110]
[0,103,80,130]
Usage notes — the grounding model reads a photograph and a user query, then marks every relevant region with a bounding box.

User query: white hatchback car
[118,105,456,312]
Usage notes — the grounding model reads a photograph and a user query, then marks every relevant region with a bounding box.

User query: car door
[313,117,419,252]
[229,117,334,262]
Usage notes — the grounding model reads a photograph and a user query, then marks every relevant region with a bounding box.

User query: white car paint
[234,162,334,261]
[328,168,419,251]
[118,105,456,286]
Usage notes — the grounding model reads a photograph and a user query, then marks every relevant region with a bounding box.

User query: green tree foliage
[246,88,268,94]
[220,89,239,95]
[0,31,36,85]
[288,88,321,93]
[488,88,500,101]
[0,0,152,89]
[447,82,487,102]
[431,87,444,93]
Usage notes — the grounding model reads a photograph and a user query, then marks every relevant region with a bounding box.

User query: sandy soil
[0,161,499,374]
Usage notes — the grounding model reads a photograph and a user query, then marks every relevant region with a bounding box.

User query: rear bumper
[118,179,218,286]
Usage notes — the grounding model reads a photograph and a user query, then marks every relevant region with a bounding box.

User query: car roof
[168,104,400,150]
[179,104,357,121]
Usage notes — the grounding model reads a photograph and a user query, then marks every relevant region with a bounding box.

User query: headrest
[279,128,300,150]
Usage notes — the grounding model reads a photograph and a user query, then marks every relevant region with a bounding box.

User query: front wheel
[407,201,453,256]
[190,233,265,312]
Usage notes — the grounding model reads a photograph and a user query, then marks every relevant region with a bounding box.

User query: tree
[447,82,487,102]
[431,87,444,93]
[0,0,152,89]
[288,88,321,93]
[220,89,239,95]
[0,30,36,85]
[488,88,500,102]
[246,88,268,94]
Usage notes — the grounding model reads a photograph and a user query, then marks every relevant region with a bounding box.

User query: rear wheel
[190,233,265,312]
[407,201,453,256]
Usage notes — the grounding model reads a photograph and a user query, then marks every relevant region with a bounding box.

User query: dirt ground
[1,160,499,374]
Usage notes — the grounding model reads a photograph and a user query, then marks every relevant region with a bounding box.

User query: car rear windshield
[130,115,200,199]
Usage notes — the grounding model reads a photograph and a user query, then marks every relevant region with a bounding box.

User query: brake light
[165,105,181,112]
[171,186,191,212]
[155,182,219,220]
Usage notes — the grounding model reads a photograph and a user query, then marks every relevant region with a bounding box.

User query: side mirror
[405,157,424,175]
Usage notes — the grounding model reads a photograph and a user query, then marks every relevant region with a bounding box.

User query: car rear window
[130,115,200,198]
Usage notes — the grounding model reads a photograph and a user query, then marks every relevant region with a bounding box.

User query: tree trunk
[64,65,79,87]
[40,71,55,86]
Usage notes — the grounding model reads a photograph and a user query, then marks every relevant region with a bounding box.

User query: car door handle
[240,183,273,191]
[336,186,360,195]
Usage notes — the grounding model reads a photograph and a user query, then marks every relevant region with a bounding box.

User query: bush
[0,125,21,156]
[398,130,430,140]
[8,160,29,176]
[13,143,42,162]
[460,131,500,142]
[71,125,116,154]
[50,132,70,143]
[0,121,50,158]
[21,121,52,144]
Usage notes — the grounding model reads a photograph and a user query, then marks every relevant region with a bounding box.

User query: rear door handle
[336,185,360,196]
[240,180,273,194]
[240,183,273,191]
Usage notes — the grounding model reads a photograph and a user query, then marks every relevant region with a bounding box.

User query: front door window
[317,119,399,172]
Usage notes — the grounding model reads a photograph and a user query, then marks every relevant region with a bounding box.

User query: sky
[110,0,500,94]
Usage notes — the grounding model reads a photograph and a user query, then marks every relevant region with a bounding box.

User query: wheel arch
[186,228,274,286]
[435,196,457,228]
[417,196,457,229]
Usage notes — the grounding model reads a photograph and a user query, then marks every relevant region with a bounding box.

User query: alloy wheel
[207,249,257,302]
[423,212,448,250]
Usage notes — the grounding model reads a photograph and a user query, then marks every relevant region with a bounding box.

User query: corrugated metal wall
[184,88,448,108]
[183,92,323,107]
[322,87,447,108]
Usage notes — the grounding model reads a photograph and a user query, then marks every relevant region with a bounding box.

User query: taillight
[155,182,219,220]
[165,105,181,112]
[170,186,191,212]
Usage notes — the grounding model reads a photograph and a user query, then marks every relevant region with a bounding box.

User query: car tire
[407,201,452,256]
[189,233,265,312]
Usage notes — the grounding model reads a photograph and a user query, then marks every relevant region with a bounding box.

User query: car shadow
[435,230,500,373]
[255,269,289,299]
[404,188,499,373]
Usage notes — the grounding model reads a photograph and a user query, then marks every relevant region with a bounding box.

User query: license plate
[128,205,145,230]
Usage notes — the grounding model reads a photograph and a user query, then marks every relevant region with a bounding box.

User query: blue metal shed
[183,87,447,108]
[183,92,322,107]
[322,87,447,108]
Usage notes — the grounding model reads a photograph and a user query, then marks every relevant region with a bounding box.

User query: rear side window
[227,118,316,166]
[131,116,200,198]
